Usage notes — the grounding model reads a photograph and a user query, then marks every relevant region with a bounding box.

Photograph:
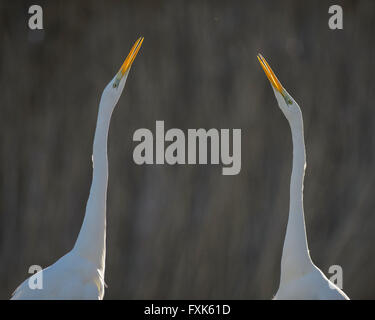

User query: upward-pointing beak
[114,37,144,87]
[257,53,286,98]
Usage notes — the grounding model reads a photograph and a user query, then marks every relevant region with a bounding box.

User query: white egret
[257,54,349,300]
[11,37,144,300]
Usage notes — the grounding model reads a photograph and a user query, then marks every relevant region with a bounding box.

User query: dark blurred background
[0,0,374,299]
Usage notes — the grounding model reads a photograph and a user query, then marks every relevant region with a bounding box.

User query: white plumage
[11,37,143,300]
[257,54,349,300]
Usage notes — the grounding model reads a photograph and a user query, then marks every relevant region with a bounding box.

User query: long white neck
[280,114,313,284]
[73,102,114,271]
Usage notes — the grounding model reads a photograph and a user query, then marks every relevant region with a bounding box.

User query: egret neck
[280,117,313,284]
[73,102,112,270]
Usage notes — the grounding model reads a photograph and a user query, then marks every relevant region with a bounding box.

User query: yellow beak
[115,37,144,84]
[257,53,285,97]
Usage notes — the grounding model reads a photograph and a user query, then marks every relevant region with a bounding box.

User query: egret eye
[285,96,293,105]
[113,77,120,89]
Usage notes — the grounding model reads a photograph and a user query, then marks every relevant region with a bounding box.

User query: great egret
[257,54,349,300]
[11,37,144,300]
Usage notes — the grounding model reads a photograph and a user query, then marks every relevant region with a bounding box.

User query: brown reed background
[0,0,374,299]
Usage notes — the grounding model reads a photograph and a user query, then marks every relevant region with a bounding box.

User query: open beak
[113,37,144,87]
[257,53,286,98]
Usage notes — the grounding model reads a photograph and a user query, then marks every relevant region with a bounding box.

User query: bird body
[11,251,105,300]
[275,264,348,300]
[11,37,143,300]
[257,54,349,300]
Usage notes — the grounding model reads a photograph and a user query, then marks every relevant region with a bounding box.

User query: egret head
[100,37,144,109]
[257,53,302,123]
